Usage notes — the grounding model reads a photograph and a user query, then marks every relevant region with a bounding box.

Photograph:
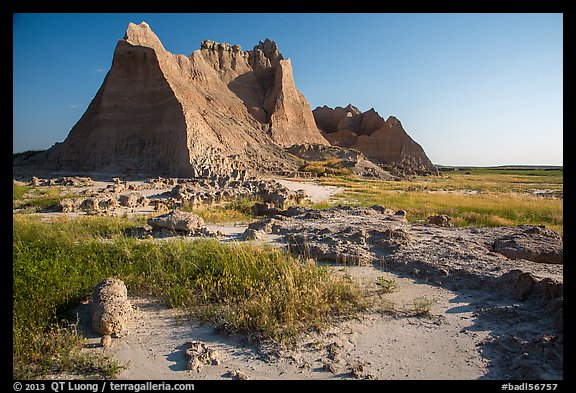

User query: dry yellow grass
[316,169,563,232]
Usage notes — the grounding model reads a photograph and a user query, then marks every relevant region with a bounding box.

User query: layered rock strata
[18,22,327,177]
[313,104,438,176]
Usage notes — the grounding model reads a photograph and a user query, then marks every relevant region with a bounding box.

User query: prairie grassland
[317,168,563,232]
[13,215,366,379]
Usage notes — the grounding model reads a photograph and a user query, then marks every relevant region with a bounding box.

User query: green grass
[13,215,366,379]
[376,275,398,294]
[302,159,353,176]
[409,296,434,317]
[13,181,32,201]
[316,169,563,232]
[180,196,259,223]
[13,183,82,212]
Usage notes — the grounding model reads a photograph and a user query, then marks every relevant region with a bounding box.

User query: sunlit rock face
[26,22,328,177]
[313,104,438,176]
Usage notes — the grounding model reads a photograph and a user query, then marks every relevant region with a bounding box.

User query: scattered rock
[348,362,374,379]
[118,192,148,208]
[147,210,207,235]
[228,369,249,380]
[30,176,94,187]
[241,228,265,241]
[323,362,338,374]
[428,214,453,227]
[185,341,221,371]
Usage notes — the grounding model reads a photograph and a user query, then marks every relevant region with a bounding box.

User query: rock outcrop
[313,104,438,176]
[287,143,396,179]
[17,22,327,178]
[147,210,207,235]
[91,278,132,336]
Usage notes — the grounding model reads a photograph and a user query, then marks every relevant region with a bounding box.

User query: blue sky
[13,13,563,166]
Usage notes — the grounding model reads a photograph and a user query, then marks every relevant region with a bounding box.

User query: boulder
[241,228,265,241]
[119,192,147,208]
[91,278,132,336]
[147,210,207,235]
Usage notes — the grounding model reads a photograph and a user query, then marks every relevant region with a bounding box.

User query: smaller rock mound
[91,278,132,336]
[147,210,207,235]
[287,143,395,179]
[185,341,221,371]
[492,225,563,264]
[428,214,453,227]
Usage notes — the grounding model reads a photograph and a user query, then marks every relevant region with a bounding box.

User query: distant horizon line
[434,164,563,169]
[12,149,562,170]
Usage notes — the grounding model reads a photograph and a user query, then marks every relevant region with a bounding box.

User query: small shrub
[376,275,398,293]
[224,196,262,215]
[302,159,352,177]
[410,296,434,316]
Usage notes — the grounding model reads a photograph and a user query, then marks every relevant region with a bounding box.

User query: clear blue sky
[13,13,563,166]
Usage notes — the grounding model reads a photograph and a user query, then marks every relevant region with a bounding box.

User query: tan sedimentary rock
[185,341,221,371]
[91,278,132,336]
[147,210,207,234]
[313,105,438,176]
[25,22,327,177]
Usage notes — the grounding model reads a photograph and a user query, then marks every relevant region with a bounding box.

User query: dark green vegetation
[13,215,366,379]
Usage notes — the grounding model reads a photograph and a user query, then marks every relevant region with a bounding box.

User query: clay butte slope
[25,21,328,177]
[313,104,438,176]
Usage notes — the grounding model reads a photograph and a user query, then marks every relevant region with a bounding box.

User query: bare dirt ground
[275,178,344,203]
[75,268,494,380]
[20,177,563,380]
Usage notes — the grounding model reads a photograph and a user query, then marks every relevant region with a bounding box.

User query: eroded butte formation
[19,22,327,177]
[313,104,438,176]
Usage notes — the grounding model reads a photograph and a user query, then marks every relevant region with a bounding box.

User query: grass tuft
[376,276,398,294]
